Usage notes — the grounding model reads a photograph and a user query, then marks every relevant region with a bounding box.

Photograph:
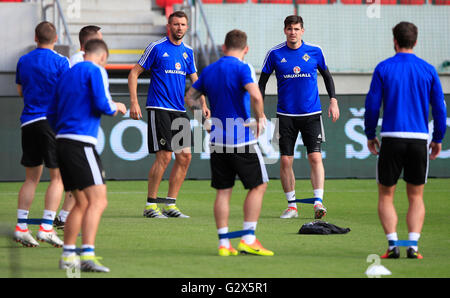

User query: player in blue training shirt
[128,10,209,219]
[364,22,447,259]
[54,26,104,232]
[258,15,340,220]
[14,21,69,249]
[48,39,127,273]
[186,29,273,257]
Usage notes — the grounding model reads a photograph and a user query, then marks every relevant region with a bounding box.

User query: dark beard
[171,32,185,41]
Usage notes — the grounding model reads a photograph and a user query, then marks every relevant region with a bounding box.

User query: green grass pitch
[0,178,449,278]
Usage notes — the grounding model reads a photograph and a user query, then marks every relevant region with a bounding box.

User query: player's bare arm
[429,142,442,160]
[245,82,266,138]
[185,86,203,111]
[113,102,127,116]
[328,97,340,122]
[367,137,380,155]
[318,67,339,122]
[128,63,144,120]
[17,84,23,97]
[189,73,210,119]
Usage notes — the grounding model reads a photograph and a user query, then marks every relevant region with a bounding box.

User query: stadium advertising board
[1,95,449,181]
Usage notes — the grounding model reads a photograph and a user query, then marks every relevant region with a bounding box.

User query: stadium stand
[59,0,167,66]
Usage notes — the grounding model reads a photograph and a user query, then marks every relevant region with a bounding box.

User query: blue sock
[81,245,95,256]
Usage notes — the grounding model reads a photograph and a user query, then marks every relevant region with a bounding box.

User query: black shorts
[377,137,428,186]
[21,119,58,168]
[56,139,105,191]
[147,108,192,153]
[276,113,325,156]
[210,144,269,190]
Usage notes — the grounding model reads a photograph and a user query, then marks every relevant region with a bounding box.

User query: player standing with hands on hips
[365,22,447,259]
[128,10,209,218]
[259,15,339,220]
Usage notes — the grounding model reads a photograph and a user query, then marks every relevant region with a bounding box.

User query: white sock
[386,232,398,250]
[217,227,230,248]
[40,209,56,231]
[62,244,77,257]
[408,232,420,251]
[58,210,70,222]
[145,203,157,207]
[285,191,297,208]
[17,209,29,230]
[242,221,257,244]
[81,244,95,257]
[166,196,176,207]
[313,189,324,206]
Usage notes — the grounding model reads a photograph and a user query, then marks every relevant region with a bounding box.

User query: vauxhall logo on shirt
[165,62,186,75]
[283,65,311,79]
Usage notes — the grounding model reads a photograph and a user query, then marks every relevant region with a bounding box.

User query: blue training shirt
[365,53,447,143]
[261,41,327,116]
[47,61,117,145]
[138,37,197,112]
[192,55,257,147]
[16,48,70,126]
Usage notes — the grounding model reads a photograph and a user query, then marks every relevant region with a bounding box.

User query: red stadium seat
[255,0,294,3]
[433,0,450,4]
[399,0,425,4]
[341,0,363,4]
[296,0,336,3]
[0,0,23,2]
[156,0,182,6]
[363,0,397,4]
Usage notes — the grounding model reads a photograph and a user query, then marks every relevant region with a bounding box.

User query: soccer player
[128,10,209,218]
[14,21,69,248]
[258,15,339,220]
[69,25,102,67]
[54,25,103,230]
[185,29,273,256]
[48,39,127,272]
[365,22,447,259]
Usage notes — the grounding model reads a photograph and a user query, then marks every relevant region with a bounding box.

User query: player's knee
[49,168,63,184]
[257,182,268,192]
[156,151,172,166]
[307,152,323,166]
[90,196,108,212]
[280,155,293,169]
[75,197,89,211]
[99,198,108,211]
[176,152,192,167]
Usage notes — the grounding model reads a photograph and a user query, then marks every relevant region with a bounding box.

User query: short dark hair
[168,11,188,24]
[224,29,247,50]
[284,15,304,29]
[35,21,56,44]
[79,25,101,47]
[84,39,109,57]
[392,22,418,49]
